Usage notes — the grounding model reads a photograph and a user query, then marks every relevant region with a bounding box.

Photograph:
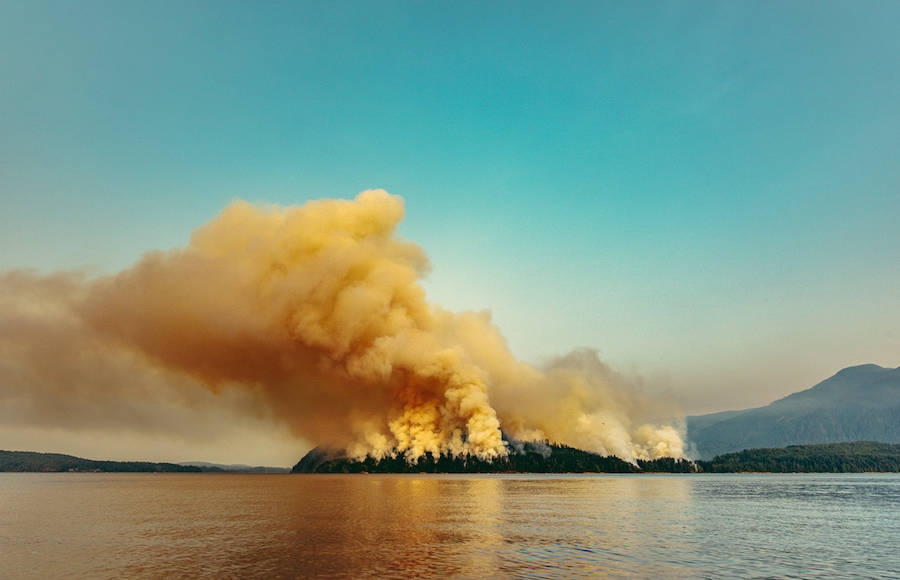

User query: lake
[2,473,898,578]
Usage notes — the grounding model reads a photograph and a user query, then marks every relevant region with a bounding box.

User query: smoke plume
[0,190,683,461]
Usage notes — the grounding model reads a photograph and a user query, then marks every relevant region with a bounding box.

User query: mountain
[688,364,900,458]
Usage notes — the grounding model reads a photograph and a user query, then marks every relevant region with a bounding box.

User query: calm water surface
[2,473,898,578]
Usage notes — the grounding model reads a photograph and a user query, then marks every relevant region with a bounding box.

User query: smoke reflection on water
[1,474,690,578]
[3,473,898,578]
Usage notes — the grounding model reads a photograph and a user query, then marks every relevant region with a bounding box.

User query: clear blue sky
[2,1,898,412]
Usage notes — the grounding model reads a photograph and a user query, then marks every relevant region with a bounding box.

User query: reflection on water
[2,473,898,578]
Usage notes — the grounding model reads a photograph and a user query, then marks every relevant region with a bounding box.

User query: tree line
[294,441,900,474]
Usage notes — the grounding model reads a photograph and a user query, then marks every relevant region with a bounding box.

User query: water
[2,473,898,578]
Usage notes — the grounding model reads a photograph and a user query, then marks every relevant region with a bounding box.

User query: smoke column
[0,190,684,461]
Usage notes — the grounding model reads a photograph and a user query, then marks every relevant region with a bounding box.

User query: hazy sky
[1,2,898,463]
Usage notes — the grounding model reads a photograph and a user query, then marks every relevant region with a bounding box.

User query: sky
[1,1,898,464]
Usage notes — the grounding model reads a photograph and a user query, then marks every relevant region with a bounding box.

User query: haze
[1,2,897,465]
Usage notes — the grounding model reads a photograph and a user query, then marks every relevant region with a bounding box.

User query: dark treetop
[293,438,697,474]
[293,440,900,474]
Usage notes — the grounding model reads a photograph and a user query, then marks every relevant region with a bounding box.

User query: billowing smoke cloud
[0,270,290,458]
[0,190,683,461]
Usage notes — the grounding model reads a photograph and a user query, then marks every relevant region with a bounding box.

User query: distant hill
[179,461,289,474]
[0,450,203,472]
[688,364,900,459]
[697,442,900,473]
[0,451,292,473]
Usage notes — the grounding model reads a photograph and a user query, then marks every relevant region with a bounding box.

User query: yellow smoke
[0,190,683,461]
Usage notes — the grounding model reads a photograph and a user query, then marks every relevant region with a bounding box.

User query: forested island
[293,441,900,474]
[293,441,697,474]
[696,441,900,473]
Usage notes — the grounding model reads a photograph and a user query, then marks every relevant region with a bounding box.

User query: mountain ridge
[687,364,900,458]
